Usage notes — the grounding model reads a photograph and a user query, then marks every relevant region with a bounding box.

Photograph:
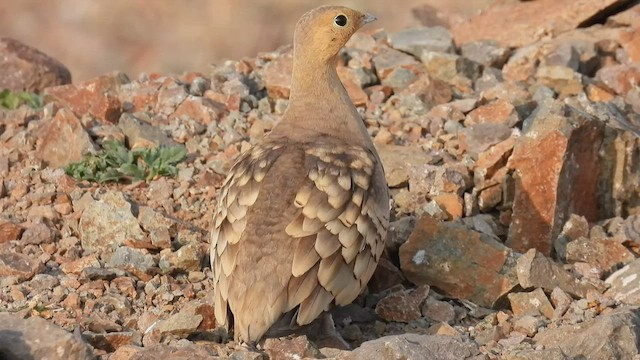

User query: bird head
[293,6,376,63]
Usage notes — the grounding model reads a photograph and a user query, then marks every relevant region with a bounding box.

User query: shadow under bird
[210,5,390,345]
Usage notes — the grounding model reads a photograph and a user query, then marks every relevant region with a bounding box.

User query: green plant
[0,89,43,110]
[65,140,187,183]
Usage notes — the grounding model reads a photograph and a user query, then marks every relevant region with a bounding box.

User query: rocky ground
[1,0,640,359]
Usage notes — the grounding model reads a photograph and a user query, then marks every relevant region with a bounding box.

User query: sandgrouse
[210,5,390,344]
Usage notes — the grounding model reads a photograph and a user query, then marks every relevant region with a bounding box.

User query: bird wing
[210,137,389,341]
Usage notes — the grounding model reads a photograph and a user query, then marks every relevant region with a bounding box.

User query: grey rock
[474,67,503,92]
[138,206,174,249]
[460,123,512,158]
[339,334,479,360]
[189,76,209,97]
[106,247,155,274]
[159,243,206,273]
[387,26,455,57]
[0,313,94,360]
[534,307,640,359]
[381,67,418,91]
[118,112,180,149]
[20,222,55,245]
[606,259,640,305]
[503,348,569,360]
[29,273,60,290]
[517,249,596,298]
[461,40,509,68]
[79,191,145,252]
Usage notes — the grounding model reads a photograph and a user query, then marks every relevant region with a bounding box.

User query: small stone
[426,322,460,337]
[554,214,590,261]
[475,326,503,346]
[138,206,174,249]
[35,108,97,167]
[147,312,203,344]
[549,287,572,319]
[263,48,293,99]
[372,48,420,82]
[387,26,455,57]
[508,288,555,319]
[421,297,456,323]
[106,247,156,280]
[0,37,71,92]
[375,285,430,323]
[79,191,145,252]
[368,257,405,294]
[84,331,141,353]
[118,113,181,150]
[400,216,519,308]
[465,99,520,127]
[263,336,321,360]
[60,254,101,274]
[20,222,54,245]
[459,123,512,158]
[512,315,543,337]
[44,73,126,123]
[0,251,44,281]
[159,243,206,273]
[460,40,509,68]
[432,193,464,220]
[377,144,436,188]
[517,249,596,298]
[596,63,640,95]
[29,273,60,290]
[0,222,23,244]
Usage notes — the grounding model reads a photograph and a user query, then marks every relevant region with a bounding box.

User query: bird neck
[273,55,372,147]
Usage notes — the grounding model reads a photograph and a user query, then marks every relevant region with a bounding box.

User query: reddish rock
[84,331,141,353]
[35,108,97,167]
[464,99,519,128]
[432,193,464,220]
[507,101,604,255]
[59,254,101,274]
[474,136,517,187]
[451,0,633,48]
[44,73,127,123]
[170,96,226,125]
[421,297,456,323]
[376,144,437,188]
[337,66,369,107]
[0,222,23,244]
[596,63,640,95]
[478,185,503,213]
[619,27,640,62]
[375,285,430,323]
[262,48,293,99]
[263,336,321,360]
[0,251,44,281]
[0,37,71,92]
[399,216,519,308]
[585,82,616,102]
[566,237,634,274]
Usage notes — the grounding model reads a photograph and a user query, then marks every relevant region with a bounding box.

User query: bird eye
[334,14,347,27]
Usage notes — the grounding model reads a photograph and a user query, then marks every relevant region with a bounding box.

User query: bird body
[210,5,389,344]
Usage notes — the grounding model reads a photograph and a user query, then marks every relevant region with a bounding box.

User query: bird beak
[362,13,377,25]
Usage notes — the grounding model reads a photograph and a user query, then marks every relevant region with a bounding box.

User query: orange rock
[433,193,464,219]
[44,73,126,123]
[262,48,293,99]
[400,216,518,308]
[337,66,368,107]
[0,221,23,244]
[35,108,97,167]
[620,27,640,62]
[465,99,518,127]
[506,101,603,255]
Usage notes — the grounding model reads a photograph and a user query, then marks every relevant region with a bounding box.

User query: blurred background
[0,0,492,81]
